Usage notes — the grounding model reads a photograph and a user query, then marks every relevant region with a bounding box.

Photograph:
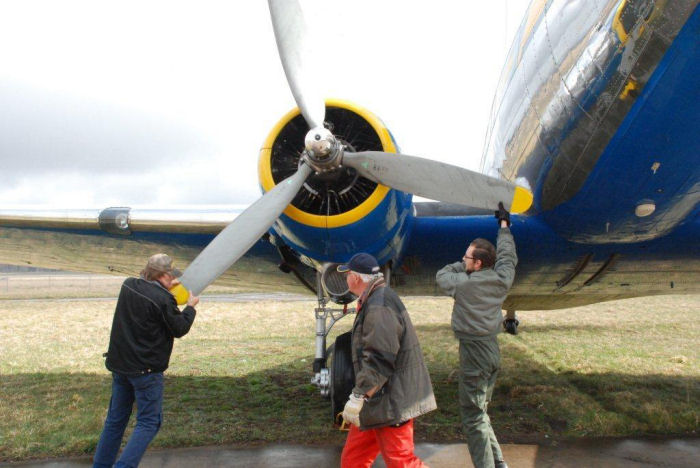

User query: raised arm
[494,228,517,288]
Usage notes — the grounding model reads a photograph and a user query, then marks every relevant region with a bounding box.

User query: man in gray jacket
[436,203,516,468]
[339,253,437,468]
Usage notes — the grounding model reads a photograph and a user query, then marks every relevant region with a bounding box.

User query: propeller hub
[303,126,343,172]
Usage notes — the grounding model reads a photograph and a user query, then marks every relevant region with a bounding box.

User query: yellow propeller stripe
[511,186,533,214]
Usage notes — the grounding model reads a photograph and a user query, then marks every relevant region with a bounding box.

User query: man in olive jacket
[94,254,199,468]
[339,253,437,468]
[436,203,516,468]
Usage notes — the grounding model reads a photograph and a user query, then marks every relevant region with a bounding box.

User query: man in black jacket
[93,253,198,468]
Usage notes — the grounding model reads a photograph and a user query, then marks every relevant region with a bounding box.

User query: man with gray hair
[94,253,199,468]
[338,252,436,467]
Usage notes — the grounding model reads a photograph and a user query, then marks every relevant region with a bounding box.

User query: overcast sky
[0,0,530,208]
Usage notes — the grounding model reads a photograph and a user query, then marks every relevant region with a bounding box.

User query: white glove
[342,393,365,427]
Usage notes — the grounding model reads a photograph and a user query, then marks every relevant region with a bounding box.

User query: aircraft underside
[2,210,697,311]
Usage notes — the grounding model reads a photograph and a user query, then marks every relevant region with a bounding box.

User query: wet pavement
[3,438,698,467]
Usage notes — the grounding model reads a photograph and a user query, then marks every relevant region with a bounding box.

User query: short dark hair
[470,238,496,269]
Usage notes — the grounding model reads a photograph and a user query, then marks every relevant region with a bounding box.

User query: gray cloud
[0,81,214,187]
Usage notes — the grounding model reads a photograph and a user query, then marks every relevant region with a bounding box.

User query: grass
[0,292,698,462]
[0,274,253,300]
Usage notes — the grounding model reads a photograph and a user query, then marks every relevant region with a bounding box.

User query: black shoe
[503,318,519,335]
[495,461,508,468]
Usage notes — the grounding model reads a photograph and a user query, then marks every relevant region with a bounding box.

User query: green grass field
[0,292,698,462]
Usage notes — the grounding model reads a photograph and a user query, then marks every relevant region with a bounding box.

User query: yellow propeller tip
[169,283,190,306]
[510,186,533,214]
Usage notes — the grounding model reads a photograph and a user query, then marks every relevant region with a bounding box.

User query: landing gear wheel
[329,331,355,423]
[503,318,519,335]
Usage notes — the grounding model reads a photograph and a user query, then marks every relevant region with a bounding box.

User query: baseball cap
[147,253,182,277]
[337,253,380,275]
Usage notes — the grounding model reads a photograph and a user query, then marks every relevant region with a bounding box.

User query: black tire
[329,331,355,422]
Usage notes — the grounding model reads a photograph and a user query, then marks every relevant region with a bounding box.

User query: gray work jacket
[351,284,437,429]
[436,227,517,340]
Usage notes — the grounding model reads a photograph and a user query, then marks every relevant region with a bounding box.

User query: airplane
[1,0,698,419]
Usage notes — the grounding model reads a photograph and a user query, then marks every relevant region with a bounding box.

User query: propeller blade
[268,0,325,129]
[343,151,533,213]
[179,163,314,295]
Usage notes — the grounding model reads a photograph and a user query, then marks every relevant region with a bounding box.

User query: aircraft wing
[2,202,698,310]
[0,206,310,294]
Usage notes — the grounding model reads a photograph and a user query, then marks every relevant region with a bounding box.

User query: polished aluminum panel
[481,0,697,210]
[0,208,101,230]
[129,208,240,233]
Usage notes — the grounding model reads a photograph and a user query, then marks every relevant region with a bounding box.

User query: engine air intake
[321,263,356,305]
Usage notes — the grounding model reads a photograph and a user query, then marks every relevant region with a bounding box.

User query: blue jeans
[93,372,164,468]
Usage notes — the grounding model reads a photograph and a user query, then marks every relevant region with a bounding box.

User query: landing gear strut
[309,264,390,421]
[309,273,355,421]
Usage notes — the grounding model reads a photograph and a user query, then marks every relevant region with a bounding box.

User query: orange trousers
[340,419,427,468]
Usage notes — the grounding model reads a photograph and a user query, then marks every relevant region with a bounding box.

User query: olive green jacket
[351,283,437,429]
[436,227,517,340]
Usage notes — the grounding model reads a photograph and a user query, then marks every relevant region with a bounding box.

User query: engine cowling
[258,99,413,271]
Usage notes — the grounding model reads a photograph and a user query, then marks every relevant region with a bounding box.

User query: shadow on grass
[1,327,698,462]
[413,323,699,442]
[0,368,349,462]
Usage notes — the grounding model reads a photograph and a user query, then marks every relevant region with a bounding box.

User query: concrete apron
[4,439,699,467]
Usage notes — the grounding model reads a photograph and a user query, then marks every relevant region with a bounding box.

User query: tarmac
[3,438,699,467]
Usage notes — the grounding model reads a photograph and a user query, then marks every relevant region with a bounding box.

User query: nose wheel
[503,310,519,335]
[309,272,356,422]
[329,331,355,422]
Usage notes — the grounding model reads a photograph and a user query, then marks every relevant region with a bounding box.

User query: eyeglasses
[463,256,475,260]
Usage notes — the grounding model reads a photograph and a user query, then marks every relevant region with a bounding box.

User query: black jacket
[105,277,196,375]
